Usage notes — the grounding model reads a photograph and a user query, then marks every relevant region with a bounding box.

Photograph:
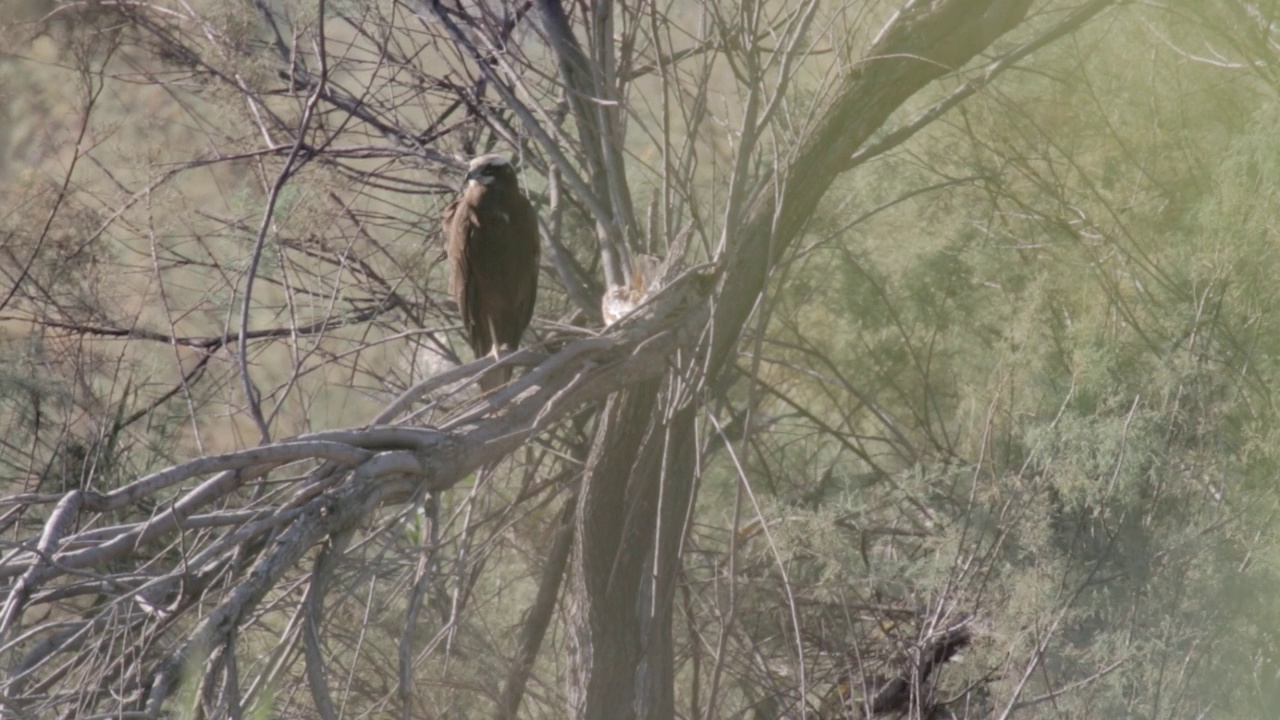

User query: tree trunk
[567,376,698,720]
[564,0,1052,717]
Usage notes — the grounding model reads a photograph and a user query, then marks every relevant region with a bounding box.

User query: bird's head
[465,154,518,189]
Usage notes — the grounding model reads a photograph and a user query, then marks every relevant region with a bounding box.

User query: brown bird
[442,154,540,392]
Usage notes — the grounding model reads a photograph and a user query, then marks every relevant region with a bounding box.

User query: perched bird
[442,154,540,392]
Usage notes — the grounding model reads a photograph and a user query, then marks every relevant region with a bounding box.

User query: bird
[442,154,540,393]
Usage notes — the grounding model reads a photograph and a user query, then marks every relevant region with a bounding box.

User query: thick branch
[0,271,713,705]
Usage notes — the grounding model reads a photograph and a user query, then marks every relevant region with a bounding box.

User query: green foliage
[710,12,1280,717]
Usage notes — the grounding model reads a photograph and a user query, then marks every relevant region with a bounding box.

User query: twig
[237,6,331,444]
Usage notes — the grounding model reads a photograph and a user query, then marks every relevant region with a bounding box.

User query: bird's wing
[507,196,541,343]
[441,199,459,232]
[446,200,490,357]
[443,199,462,296]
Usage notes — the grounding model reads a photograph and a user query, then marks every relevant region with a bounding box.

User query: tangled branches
[0,270,711,717]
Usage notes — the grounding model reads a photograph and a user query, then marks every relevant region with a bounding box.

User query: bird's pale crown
[468,154,510,170]
[465,154,511,186]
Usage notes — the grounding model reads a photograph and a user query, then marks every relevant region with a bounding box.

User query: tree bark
[567,374,700,720]
[566,380,659,720]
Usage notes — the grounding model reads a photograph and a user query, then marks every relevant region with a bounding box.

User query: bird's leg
[486,317,506,362]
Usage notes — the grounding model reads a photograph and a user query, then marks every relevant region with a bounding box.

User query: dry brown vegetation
[3,0,1280,718]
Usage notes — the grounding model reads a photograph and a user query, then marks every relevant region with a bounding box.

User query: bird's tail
[478,344,515,395]
[478,364,512,395]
